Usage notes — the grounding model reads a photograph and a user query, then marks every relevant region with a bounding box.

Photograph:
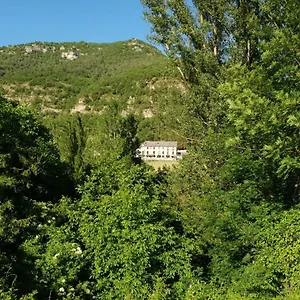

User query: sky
[0,0,152,47]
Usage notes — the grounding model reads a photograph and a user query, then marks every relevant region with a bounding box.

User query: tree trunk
[213,22,219,57]
[247,39,251,65]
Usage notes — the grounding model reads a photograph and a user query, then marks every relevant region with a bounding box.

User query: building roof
[141,141,177,147]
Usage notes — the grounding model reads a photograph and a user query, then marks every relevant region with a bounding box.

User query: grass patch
[146,160,179,170]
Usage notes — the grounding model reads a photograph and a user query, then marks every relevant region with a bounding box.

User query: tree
[142,0,300,297]
[30,159,196,299]
[141,0,226,131]
[120,114,140,159]
[60,115,88,182]
[0,97,73,297]
[141,0,228,68]
[0,66,5,77]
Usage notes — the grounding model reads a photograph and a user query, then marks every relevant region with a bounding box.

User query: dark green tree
[0,66,5,77]
[120,114,140,159]
[63,115,88,182]
[0,97,73,297]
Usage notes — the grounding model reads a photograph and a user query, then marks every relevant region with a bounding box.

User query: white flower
[72,246,83,255]
[58,287,65,294]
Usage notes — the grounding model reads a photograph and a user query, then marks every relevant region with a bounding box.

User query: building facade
[137,141,178,160]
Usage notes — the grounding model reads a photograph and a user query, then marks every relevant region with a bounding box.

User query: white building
[137,141,178,160]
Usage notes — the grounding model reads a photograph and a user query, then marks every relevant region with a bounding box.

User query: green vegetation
[146,160,179,170]
[0,39,177,112]
[0,39,187,149]
[0,0,299,298]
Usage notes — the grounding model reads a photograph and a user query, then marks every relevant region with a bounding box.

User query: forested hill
[0,39,181,114]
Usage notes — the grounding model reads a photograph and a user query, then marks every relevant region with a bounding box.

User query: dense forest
[0,0,299,299]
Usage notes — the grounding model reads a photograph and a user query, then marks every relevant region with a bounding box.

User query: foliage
[0,40,177,112]
[142,0,300,298]
[0,97,73,297]
[0,0,299,298]
[24,159,197,299]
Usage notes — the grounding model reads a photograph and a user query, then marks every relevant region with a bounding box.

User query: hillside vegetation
[0,39,182,114]
[0,39,189,158]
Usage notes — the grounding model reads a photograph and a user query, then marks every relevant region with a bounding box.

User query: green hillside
[0,40,189,165]
[0,39,182,114]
